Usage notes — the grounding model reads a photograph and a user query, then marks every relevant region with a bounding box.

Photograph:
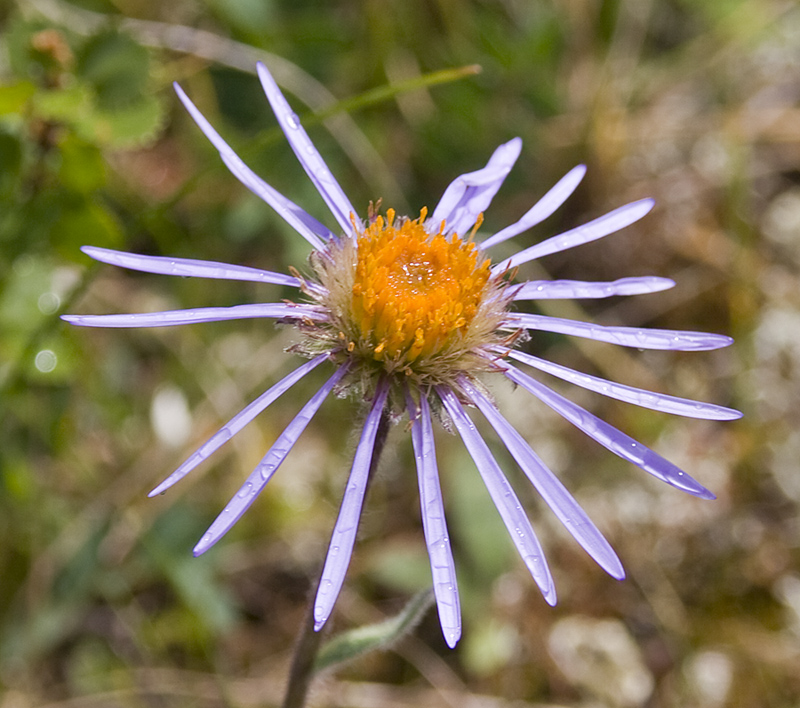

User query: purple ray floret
[501,348,742,420]
[507,312,733,351]
[174,83,334,249]
[512,276,675,300]
[81,246,302,288]
[502,363,715,499]
[481,164,588,250]
[62,302,326,328]
[406,389,461,648]
[459,377,625,580]
[314,380,391,630]
[256,62,358,235]
[194,363,350,556]
[438,386,557,606]
[150,354,330,497]
[432,138,522,237]
[493,198,655,272]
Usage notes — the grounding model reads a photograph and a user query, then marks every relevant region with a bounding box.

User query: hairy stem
[281,409,391,708]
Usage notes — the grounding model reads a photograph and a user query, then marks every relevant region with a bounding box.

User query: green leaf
[314,589,434,673]
[33,84,94,128]
[93,95,166,148]
[0,81,36,116]
[33,81,166,148]
[76,30,151,109]
[58,136,106,194]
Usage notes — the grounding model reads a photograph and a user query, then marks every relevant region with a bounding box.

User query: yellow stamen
[351,210,491,363]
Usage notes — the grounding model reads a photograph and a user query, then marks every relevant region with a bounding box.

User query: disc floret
[311,208,511,389]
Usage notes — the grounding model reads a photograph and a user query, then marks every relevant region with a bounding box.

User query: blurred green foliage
[0,0,796,706]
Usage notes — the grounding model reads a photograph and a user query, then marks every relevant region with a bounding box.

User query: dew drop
[260,464,276,481]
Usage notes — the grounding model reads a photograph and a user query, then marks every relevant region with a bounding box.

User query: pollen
[351,208,491,364]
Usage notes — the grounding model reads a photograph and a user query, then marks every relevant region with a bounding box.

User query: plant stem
[280,409,391,708]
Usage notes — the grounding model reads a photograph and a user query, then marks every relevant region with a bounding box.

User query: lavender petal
[217,152,334,250]
[502,364,715,499]
[460,377,625,580]
[493,198,654,272]
[193,362,350,556]
[481,165,587,250]
[405,389,461,648]
[502,348,742,420]
[256,62,358,235]
[431,138,522,237]
[507,313,733,351]
[437,386,557,606]
[174,84,334,249]
[512,276,676,300]
[314,379,391,630]
[81,246,301,288]
[62,302,327,328]
[150,354,330,496]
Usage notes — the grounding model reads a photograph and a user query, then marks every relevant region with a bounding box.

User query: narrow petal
[405,389,461,648]
[431,138,522,237]
[512,276,676,300]
[174,83,333,249]
[502,348,742,420]
[256,62,358,235]
[62,302,327,328]
[459,377,625,580]
[502,363,715,499]
[81,246,302,288]
[481,164,587,250]
[507,312,733,351]
[150,354,330,496]
[193,362,350,556]
[437,386,556,606]
[314,379,391,630]
[493,198,654,272]
[218,152,333,249]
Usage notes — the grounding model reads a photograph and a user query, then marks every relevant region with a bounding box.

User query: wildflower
[64,63,741,649]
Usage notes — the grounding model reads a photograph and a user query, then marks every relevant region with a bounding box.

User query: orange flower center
[351,208,491,363]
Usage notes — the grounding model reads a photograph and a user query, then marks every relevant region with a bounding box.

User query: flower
[64,62,741,649]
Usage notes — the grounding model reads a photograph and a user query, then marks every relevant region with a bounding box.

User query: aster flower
[64,62,741,649]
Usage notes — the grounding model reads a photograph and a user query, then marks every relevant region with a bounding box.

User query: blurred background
[0,0,796,705]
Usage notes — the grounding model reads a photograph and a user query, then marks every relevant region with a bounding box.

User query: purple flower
[64,63,741,649]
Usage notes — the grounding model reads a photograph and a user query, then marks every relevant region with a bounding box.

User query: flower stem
[281,408,392,708]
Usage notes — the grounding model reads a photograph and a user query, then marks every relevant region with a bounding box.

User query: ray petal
[174,83,333,248]
[149,353,330,496]
[81,246,301,288]
[493,198,654,272]
[314,379,391,630]
[437,386,556,606]
[431,138,522,237]
[507,313,733,351]
[512,276,676,300]
[62,303,327,328]
[406,389,461,648]
[257,62,358,235]
[481,164,587,250]
[460,377,625,580]
[193,362,350,556]
[502,349,742,420]
[502,363,715,499]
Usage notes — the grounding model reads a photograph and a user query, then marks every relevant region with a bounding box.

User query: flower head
[64,62,741,649]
